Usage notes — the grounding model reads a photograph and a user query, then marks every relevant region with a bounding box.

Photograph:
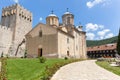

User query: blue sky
[0,0,120,40]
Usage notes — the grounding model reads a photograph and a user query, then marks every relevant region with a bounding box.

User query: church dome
[46,11,59,26]
[63,8,73,15]
[48,14,57,17]
[62,8,74,26]
[47,10,57,17]
[64,11,72,15]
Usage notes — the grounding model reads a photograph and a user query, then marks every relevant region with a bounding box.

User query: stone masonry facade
[26,11,87,59]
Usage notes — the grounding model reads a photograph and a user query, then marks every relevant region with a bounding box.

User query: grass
[6,58,70,80]
[96,61,120,76]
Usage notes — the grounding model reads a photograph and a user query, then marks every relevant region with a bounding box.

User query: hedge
[40,59,85,80]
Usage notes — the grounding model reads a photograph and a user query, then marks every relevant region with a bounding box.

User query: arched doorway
[38,48,42,57]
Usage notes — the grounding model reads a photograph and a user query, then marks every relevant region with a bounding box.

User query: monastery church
[0,4,87,59]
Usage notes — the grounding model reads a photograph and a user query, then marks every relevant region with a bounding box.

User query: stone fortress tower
[0,4,32,57]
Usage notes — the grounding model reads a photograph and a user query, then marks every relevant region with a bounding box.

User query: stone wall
[57,31,74,58]
[73,31,81,58]
[26,23,58,58]
[0,25,12,56]
[78,32,87,59]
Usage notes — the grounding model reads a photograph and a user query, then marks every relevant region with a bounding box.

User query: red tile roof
[87,43,117,51]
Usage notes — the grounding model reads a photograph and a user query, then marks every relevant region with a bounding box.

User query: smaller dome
[48,14,57,17]
[64,11,72,15]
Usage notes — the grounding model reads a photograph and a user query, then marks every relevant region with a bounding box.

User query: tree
[117,29,120,55]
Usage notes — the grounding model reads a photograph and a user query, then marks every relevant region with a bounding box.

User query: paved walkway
[51,60,120,80]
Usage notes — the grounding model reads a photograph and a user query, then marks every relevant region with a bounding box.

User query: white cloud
[13,0,19,3]
[105,33,114,38]
[86,23,104,32]
[97,29,110,39]
[39,17,43,21]
[86,32,95,40]
[86,0,106,8]
[85,23,114,40]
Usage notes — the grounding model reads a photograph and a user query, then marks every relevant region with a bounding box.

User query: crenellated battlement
[2,4,17,17]
[1,4,32,22]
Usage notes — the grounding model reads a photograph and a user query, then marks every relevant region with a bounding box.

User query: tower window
[19,13,21,16]
[22,15,24,18]
[39,30,42,37]
[30,19,32,22]
[67,17,71,24]
[24,16,26,19]
[27,18,29,20]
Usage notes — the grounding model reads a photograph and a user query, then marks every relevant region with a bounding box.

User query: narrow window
[67,17,70,24]
[39,30,42,37]
[76,45,78,50]
[67,38,69,43]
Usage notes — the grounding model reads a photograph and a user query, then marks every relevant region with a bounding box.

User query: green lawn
[7,58,68,80]
[96,61,120,76]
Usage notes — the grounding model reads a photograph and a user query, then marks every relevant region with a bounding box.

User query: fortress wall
[0,25,12,56]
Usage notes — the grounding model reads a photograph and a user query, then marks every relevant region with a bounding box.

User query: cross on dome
[51,10,54,14]
[48,10,57,17]
[64,8,72,15]
[67,8,69,12]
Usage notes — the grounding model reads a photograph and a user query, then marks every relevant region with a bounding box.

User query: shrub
[64,57,68,60]
[39,57,46,63]
[97,58,115,62]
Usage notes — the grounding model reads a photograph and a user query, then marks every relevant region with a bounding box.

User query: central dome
[48,10,57,17]
[64,8,72,15]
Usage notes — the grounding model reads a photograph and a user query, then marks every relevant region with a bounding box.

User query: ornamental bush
[39,57,46,63]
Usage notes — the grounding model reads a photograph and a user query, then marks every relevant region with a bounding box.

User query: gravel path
[51,60,120,80]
